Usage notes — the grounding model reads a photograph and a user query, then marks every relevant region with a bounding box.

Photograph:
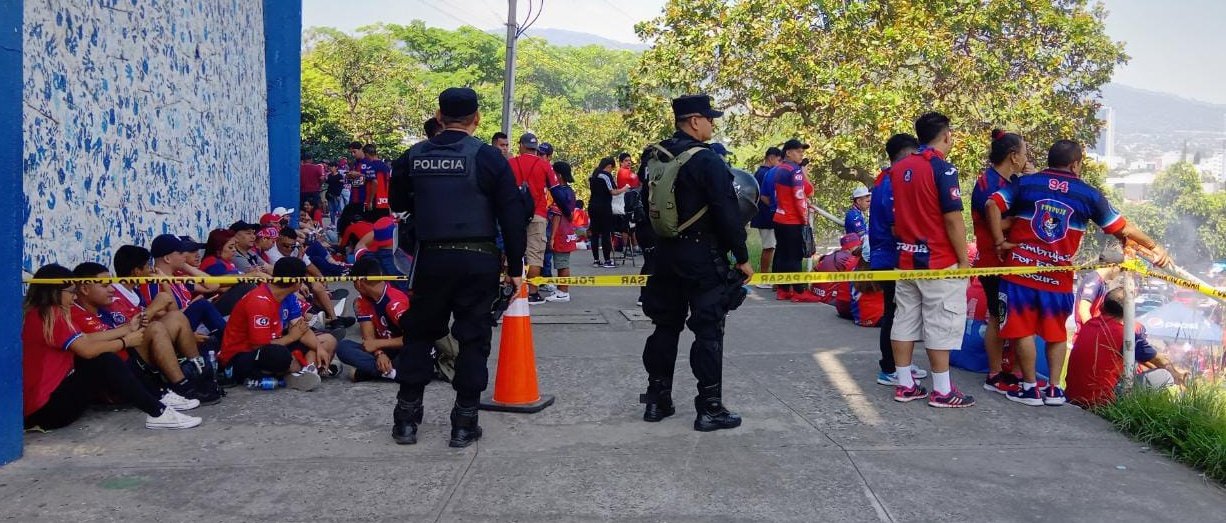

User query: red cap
[259,213,282,226]
[839,233,862,250]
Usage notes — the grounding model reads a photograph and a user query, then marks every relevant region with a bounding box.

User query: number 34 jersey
[989,168,1126,292]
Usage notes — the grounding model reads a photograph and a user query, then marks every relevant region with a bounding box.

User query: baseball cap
[671,94,724,119]
[257,226,279,239]
[537,142,554,155]
[271,206,295,217]
[782,138,810,152]
[368,216,396,250]
[150,234,184,259]
[228,220,260,232]
[519,133,539,149]
[259,213,283,226]
[438,87,479,118]
[709,142,730,157]
[851,186,870,199]
[840,233,862,250]
[178,235,206,252]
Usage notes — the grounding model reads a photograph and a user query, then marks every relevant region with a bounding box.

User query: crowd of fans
[20,119,596,432]
[23,109,1205,433]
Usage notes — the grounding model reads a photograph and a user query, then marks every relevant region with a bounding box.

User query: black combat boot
[639,376,675,422]
[448,405,483,448]
[693,384,742,432]
[392,397,424,445]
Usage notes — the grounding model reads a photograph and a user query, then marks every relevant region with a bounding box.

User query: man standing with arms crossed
[889,112,975,408]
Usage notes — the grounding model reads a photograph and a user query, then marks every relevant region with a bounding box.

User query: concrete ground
[2,255,1224,522]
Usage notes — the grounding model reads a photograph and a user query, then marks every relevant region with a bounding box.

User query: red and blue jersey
[1076,270,1108,325]
[772,161,811,226]
[990,168,1126,292]
[868,168,896,270]
[138,279,193,310]
[368,159,391,209]
[971,166,1014,268]
[200,255,239,276]
[108,284,145,326]
[889,147,963,270]
[355,285,411,339]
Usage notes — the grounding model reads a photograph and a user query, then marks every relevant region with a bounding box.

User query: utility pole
[501,0,518,138]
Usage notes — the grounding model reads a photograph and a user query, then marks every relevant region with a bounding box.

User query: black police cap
[671,94,724,119]
[438,87,479,118]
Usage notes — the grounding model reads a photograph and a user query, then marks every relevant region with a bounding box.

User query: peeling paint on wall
[22,0,270,272]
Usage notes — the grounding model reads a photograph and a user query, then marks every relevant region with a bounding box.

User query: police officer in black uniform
[639,94,754,432]
[388,87,527,447]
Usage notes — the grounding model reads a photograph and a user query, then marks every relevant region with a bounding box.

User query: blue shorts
[999,280,1073,343]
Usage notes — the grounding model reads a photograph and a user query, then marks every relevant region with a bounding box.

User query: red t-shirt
[220,284,283,365]
[108,284,145,326]
[342,220,374,249]
[509,154,559,218]
[772,162,812,226]
[549,205,578,254]
[1066,316,1148,407]
[616,167,640,189]
[354,285,411,340]
[70,302,130,362]
[300,162,324,193]
[890,148,964,270]
[21,308,83,416]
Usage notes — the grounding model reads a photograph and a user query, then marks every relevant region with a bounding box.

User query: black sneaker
[527,293,545,305]
[329,289,350,301]
[327,316,356,329]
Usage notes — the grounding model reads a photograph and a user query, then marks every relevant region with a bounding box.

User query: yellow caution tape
[529,263,1116,287]
[23,275,409,285]
[1120,259,1226,301]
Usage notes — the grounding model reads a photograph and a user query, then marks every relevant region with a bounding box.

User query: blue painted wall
[264,0,302,219]
[1,0,25,465]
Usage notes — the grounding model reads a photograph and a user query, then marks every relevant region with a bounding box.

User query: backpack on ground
[645,144,707,238]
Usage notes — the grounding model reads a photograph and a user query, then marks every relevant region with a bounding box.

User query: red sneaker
[791,291,823,303]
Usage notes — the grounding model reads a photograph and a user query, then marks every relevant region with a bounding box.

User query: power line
[597,0,637,24]
[413,0,482,28]
[517,0,544,38]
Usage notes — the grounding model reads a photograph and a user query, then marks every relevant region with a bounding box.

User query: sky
[302,0,1226,105]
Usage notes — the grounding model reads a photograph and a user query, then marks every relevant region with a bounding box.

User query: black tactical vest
[406,136,496,241]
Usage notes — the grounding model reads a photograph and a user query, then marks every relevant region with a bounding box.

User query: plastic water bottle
[206,350,219,374]
[245,377,286,390]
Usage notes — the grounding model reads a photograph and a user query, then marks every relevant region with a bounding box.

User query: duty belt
[421,241,500,256]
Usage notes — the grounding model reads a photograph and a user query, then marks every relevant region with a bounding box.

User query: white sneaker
[160,390,200,411]
[146,407,202,429]
[754,284,772,289]
[285,370,322,391]
[539,284,557,293]
[545,292,570,302]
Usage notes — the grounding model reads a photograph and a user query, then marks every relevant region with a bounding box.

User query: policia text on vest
[385,87,528,448]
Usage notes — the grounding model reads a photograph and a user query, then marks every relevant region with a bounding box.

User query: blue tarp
[1138,302,1223,344]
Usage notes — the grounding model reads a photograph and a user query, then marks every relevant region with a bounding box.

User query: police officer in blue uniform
[639,94,753,432]
[388,87,527,447]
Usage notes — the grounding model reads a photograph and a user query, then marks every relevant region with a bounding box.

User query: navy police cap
[439,87,479,118]
[671,94,724,119]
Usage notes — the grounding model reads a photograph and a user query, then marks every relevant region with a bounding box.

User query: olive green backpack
[645,145,708,238]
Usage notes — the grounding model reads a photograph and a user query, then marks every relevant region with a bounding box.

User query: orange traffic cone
[480,283,555,413]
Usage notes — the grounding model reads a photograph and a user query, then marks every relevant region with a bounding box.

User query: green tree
[628,0,1127,214]
[1149,161,1202,208]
